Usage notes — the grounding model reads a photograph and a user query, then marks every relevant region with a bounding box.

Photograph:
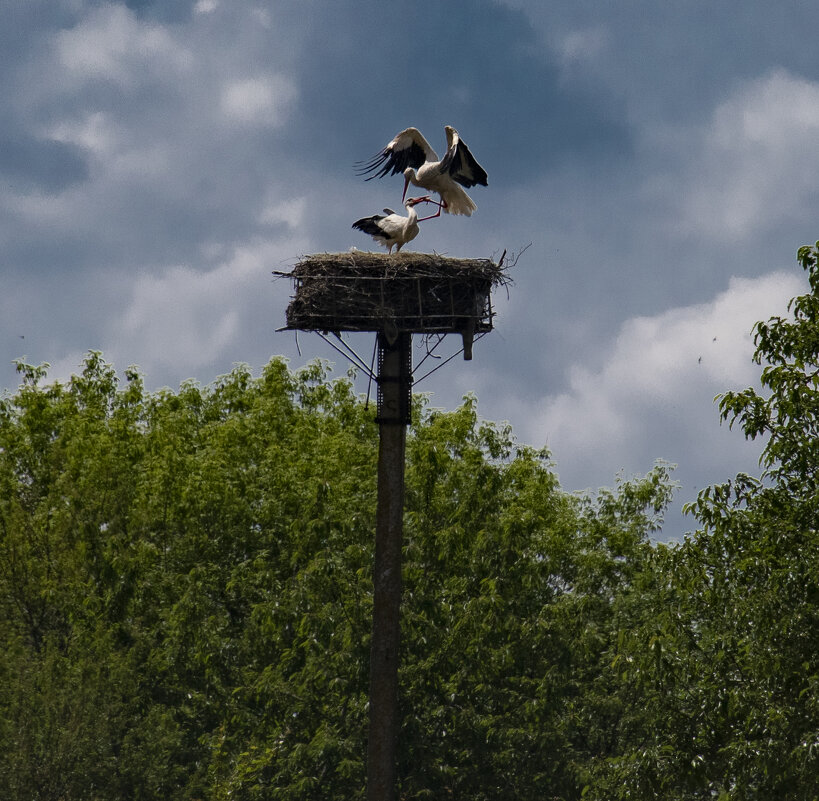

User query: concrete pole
[367,333,410,801]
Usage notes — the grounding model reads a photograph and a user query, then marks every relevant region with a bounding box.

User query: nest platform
[280,252,507,343]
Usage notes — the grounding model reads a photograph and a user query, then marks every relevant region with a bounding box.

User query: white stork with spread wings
[355,126,488,218]
[351,196,429,253]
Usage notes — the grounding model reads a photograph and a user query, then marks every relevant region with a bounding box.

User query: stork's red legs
[416,197,446,222]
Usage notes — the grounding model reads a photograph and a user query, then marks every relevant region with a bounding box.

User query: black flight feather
[354,140,427,180]
[440,138,488,188]
[352,215,389,237]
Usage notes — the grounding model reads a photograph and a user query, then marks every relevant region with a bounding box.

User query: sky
[3,0,819,540]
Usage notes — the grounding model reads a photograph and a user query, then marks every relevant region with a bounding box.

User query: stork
[351,196,429,253]
[355,125,488,219]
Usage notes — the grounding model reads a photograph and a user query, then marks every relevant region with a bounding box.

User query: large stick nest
[280,251,509,335]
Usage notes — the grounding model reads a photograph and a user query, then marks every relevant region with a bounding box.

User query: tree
[0,352,676,800]
[397,400,673,800]
[0,355,380,799]
[590,242,819,799]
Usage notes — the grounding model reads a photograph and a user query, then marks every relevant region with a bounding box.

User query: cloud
[193,0,219,14]
[0,2,312,279]
[666,70,819,241]
[554,26,609,67]
[54,4,193,87]
[520,271,804,486]
[258,196,306,229]
[220,75,296,127]
[115,235,306,375]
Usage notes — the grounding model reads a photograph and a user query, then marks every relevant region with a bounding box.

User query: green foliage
[717,240,819,500]
[588,243,819,800]
[0,354,379,800]
[399,400,668,800]
[0,351,673,800]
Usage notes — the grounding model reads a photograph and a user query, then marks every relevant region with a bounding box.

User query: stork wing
[439,126,488,189]
[354,127,436,180]
[352,215,388,236]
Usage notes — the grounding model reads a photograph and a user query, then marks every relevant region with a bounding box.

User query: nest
[279,252,508,338]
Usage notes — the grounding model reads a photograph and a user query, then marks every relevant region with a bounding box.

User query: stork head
[405,196,429,208]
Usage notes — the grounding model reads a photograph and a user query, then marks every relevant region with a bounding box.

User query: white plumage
[351,196,428,253]
[356,125,488,218]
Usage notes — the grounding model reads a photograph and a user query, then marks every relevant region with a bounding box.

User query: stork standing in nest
[355,125,488,219]
[352,196,430,253]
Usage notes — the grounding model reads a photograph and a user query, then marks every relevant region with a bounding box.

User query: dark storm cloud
[0,132,90,192]
[0,1,304,276]
[285,0,632,185]
[521,0,819,124]
[0,2,78,58]
[123,0,197,24]
[0,4,90,193]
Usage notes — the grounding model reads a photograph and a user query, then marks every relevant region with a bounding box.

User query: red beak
[402,176,410,202]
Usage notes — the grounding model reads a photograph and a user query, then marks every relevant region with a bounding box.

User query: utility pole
[367,332,411,801]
